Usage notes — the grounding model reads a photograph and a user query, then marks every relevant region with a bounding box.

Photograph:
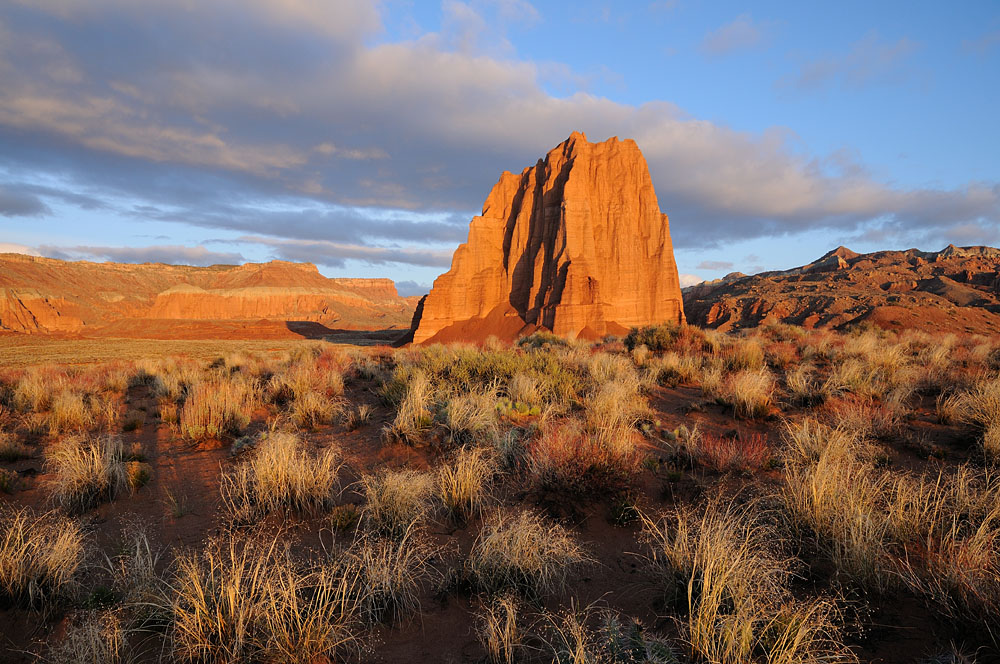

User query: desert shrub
[783,418,862,466]
[0,507,85,607]
[384,370,434,442]
[221,431,341,520]
[528,418,640,494]
[467,509,586,599]
[343,404,373,430]
[165,535,363,663]
[438,446,495,523]
[688,433,770,473]
[478,594,525,664]
[0,431,32,461]
[48,389,97,436]
[953,378,1000,461]
[645,352,702,387]
[361,468,434,539]
[785,363,824,407]
[936,391,966,425]
[46,434,130,512]
[545,603,677,664]
[268,363,345,404]
[507,372,541,408]
[624,324,680,353]
[289,391,342,430]
[44,611,129,664]
[444,390,499,445]
[517,331,570,350]
[782,439,892,590]
[179,376,258,441]
[13,368,59,412]
[723,337,765,371]
[643,502,853,664]
[718,369,775,418]
[828,397,899,441]
[351,529,433,624]
[888,466,1000,625]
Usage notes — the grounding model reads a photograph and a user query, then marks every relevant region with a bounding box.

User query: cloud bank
[0,0,996,270]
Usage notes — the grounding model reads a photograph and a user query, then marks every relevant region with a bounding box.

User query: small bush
[48,390,94,436]
[719,369,775,418]
[0,507,85,607]
[0,431,32,461]
[46,434,130,512]
[221,431,342,520]
[44,611,129,664]
[624,324,680,353]
[467,509,587,599]
[361,468,434,539]
[179,377,258,441]
[528,418,639,494]
[437,447,495,523]
[690,433,771,473]
[352,529,433,624]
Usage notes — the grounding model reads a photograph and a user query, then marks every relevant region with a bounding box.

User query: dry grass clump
[645,351,703,387]
[43,611,130,664]
[343,403,373,430]
[888,466,1000,624]
[723,337,765,371]
[289,390,342,429]
[0,507,85,607]
[643,502,854,664]
[527,418,640,494]
[361,468,435,539]
[13,367,60,413]
[383,370,434,442]
[467,509,587,599]
[785,362,825,407]
[951,378,1000,461]
[165,535,363,663]
[478,594,525,664]
[718,368,776,418]
[438,446,495,523]
[179,376,259,441]
[782,427,892,590]
[47,390,94,435]
[221,431,342,521]
[351,529,434,624]
[444,389,499,445]
[545,603,677,664]
[508,372,541,408]
[687,432,771,473]
[0,430,32,461]
[828,397,899,441]
[46,434,130,512]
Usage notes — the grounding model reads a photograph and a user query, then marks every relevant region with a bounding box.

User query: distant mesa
[0,254,417,338]
[683,245,1000,335]
[409,131,686,344]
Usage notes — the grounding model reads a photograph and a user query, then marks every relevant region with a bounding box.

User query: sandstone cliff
[0,254,416,337]
[411,131,685,343]
[683,245,1000,335]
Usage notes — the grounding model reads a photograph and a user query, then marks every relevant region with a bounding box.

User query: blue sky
[1,1,998,293]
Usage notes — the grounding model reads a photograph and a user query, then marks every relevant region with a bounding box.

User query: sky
[0,0,998,294]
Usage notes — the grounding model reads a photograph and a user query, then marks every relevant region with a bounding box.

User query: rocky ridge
[0,254,417,336]
[683,245,1000,334]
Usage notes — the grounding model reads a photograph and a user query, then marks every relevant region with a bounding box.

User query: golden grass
[444,390,499,445]
[643,502,854,664]
[352,528,433,624]
[360,468,434,539]
[45,434,130,512]
[165,535,362,663]
[179,376,259,441]
[437,446,495,523]
[544,603,677,664]
[0,430,32,461]
[467,509,587,598]
[221,431,342,521]
[720,368,775,418]
[478,594,523,664]
[47,390,94,435]
[0,506,85,608]
[384,370,434,442]
[343,403,373,430]
[44,611,129,664]
[527,418,640,493]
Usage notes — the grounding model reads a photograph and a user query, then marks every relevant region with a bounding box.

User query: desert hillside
[683,244,1000,335]
[0,254,418,338]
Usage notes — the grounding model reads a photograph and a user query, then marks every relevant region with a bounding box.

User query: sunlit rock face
[411,131,686,344]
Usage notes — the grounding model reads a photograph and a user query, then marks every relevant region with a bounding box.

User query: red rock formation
[683,245,1000,335]
[0,254,416,337]
[411,132,685,343]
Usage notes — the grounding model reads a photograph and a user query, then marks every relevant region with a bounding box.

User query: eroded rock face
[683,245,1000,335]
[411,131,685,343]
[0,254,416,336]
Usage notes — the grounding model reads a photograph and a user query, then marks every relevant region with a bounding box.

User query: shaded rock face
[0,254,416,336]
[683,245,1000,335]
[411,132,685,343]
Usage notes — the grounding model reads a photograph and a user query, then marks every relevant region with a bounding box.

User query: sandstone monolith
[410,131,685,343]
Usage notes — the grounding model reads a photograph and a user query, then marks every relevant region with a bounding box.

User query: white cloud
[700,14,770,56]
[0,242,41,256]
[679,273,703,288]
